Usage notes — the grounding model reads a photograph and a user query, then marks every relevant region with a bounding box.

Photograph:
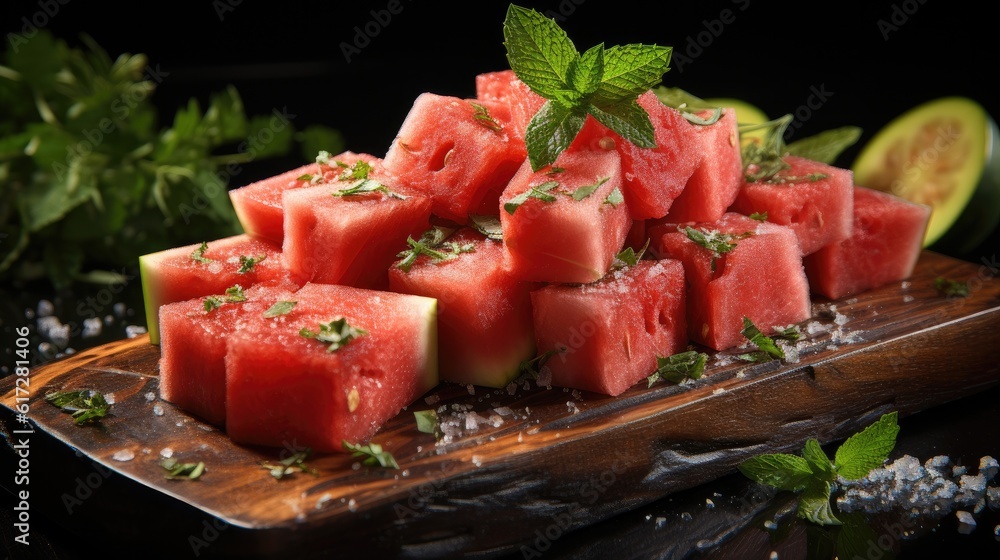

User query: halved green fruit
[851,96,1000,254]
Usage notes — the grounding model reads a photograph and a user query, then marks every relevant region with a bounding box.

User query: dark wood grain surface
[2,250,998,558]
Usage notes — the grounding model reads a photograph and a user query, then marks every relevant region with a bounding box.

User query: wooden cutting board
[2,250,998,558]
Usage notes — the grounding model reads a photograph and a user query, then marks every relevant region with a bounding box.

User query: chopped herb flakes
[414,410,442,440]
[300,318,367,352]
[647,350,707,387]
[190,242,212,264]
[203,285,247,312]
[263,300,297,318]
[261,449,318,480]
[237,254,267,274]
[161,457,206,480]
[343,441,399,469]
[44,389,110,425]
[738,317,786,362]
[934,276,970,297]
[470,101,503,132]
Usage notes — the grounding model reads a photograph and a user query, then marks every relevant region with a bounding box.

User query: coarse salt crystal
[160,447,173,458]
[112,449,134,462]
[153,404,164,416]
[145,391,156,402]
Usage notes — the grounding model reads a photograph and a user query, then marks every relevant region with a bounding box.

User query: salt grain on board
[112,449,135,462]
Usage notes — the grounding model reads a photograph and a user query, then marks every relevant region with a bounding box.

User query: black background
[5,0,996,256]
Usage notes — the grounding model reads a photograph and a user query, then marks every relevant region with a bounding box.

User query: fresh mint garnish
[414,410,442,440]
[300,318,367,352]
[161,457,206,481]
[44,389,111,425]
[263,300,297,318]
[337,160,373,182]
[343,440,399,469]
[469,214,504,241]
[237,254,266,274]
[934,276,970,297]
[647,350,708,387]
[749,211,768,222]
[203,285,247,312]
[571,177,609,201]
[738,411,900,526]
[396,227,474,272]
[261,448,318,480]
[612,239,650,270]
[470,101,503,132]
[604,186,624,207]
[504,180,560,214]
[190,242,212,264]
[738,317,785,362]
[684,227,753,255]
[503,4,671,170]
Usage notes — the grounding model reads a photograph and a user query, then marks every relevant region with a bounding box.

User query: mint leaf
[237,254,267,274]
[504,180,561,215]
[749,211,768,221]
[300,318,367,352]
[834,411,899,480]
[469,214,504,241]
[604,186,624,207]
[798,480,841,525]
[190,241,212,264]
[738,453,813,492]
[934,276,970,297]
[802,439,835,481]
[414,410,441,439]
[571,177,608,201]
[613,238,649,270]
[470,102,503,132]
[502,5,576,98]
[343,440,399,469]
[785,126,862,165]
[594,44,672,103]
[263,300,296,318]
[567,43,604,96]
[741,317,785,360]
[524,101,587,170]
[588,100,655,148]
[647,350,707,387]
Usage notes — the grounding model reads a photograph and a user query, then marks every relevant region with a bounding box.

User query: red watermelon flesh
[660,108,743,223]
[158,283,295,426]
[381,93,527,223]
[388,228,540,388]
[650,213,811,351]
[475,69,545,146]
[228,151,382,243]
[804,186,931,299]
[281,183,433,290]
[140,233,295,345]
[568,91,699,220]
[530,259,687,396]
[500,149,631,284]
[729,155,855,256]
[224,282,438,452]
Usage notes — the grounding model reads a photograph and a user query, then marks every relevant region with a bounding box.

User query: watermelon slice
[224,282,438,452]
[660,107,743,223]
[729,155,855,255]
[500,149,631,284]
[381,92,526,223]
[530,259,687,396]
[281,182,433,290]
[804,186,931,299]
[158,283,295,426]
[388,227,540,388]
[228,151,381,243]
[139,233,295,345]
[474,69,545,147]
[568,91,699,220]
[650,213,812,351]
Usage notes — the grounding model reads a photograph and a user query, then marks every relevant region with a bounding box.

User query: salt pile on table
[837,454,998,522]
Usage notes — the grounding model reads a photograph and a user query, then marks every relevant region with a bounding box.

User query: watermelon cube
[381,92,527,223]
[660,107,743,223]
[804,186,931,299]
[388,228,540,388]
[158,283,295,426]
[500,149,631,284]
[530,259,687,396]
[228,151,381,243]
[281,183,433,290]
[139,233,296,345]
[475,69,545,146]
[224,283,438,452]
[569,91,699,220]
[729,155,855,255]
[650,213,812,351]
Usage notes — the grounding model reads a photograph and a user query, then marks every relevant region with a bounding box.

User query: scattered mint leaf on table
[646,350,707,387]
[261,448,318,480]
[343,441,399,469]
[44,389,110,425]
[503,4,671,170]
[934,276,970,297]
[737,412,900,526]
[414,410,442,439]
[739,317,785,361]
[161,457,206,481]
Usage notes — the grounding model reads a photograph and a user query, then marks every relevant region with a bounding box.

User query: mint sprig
[503,5,671,170]
[738,411,900,526]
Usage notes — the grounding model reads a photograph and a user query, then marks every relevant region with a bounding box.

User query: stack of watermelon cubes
[140,68,930,453]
